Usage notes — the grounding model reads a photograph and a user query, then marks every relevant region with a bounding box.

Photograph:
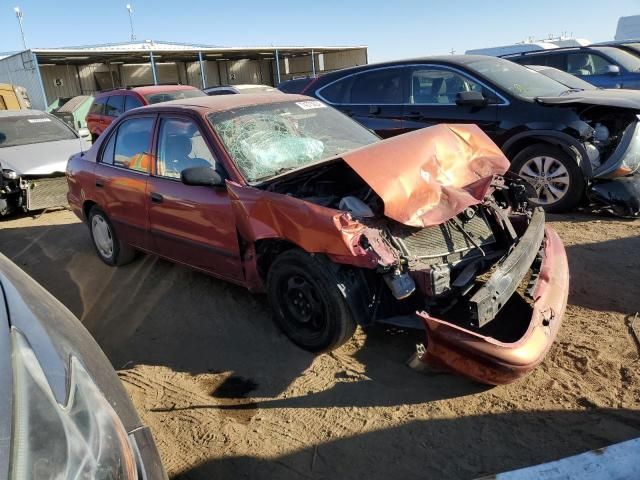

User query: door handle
[95,179,104,188]
[406,112,422,120]
[150,192,163,204]
[369,105,381,115]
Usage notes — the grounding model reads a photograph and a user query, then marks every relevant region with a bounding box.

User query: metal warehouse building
[0,40,368,110]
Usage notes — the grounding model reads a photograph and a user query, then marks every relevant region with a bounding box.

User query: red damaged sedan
[66,94,569,384]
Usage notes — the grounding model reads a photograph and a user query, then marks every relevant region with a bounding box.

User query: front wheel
[267,249,357,353]
[511,144,585,213]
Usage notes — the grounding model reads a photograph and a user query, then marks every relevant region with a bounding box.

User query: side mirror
[607,65,621,75]
[455,91,488,107]
[77,127,91,140]
[181,166,225,187]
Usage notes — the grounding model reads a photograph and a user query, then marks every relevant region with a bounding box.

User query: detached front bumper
[416,226,569,385]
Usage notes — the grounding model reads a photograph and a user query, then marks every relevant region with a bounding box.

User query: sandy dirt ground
[0,208,639,479]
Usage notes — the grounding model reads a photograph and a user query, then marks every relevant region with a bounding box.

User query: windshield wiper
[252,166,299,183]
[559,88,584,96]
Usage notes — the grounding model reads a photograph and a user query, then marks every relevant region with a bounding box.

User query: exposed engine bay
[264,161,543,335]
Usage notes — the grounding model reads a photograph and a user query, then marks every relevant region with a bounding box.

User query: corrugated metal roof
[30,40,367,54]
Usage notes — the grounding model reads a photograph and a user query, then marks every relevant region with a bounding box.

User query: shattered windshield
[208,100,379,182]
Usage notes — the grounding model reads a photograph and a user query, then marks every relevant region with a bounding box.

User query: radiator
[25,177,68,211]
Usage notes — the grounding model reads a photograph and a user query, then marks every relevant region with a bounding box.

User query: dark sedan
[298,55,640,216]
[0,252,166,479]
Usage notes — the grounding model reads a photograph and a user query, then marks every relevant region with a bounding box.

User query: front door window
[410,68,485,104]
[156,117,216,179]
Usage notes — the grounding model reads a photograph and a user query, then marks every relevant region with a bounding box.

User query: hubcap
[92,215,114,259]
[281,275,324,331]
[518,155,570,205]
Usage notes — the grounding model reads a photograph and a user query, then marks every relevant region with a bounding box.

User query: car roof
[95,84,198,97]
[502,45,620,58]
[140,93,312,114]
[308,55,507,80]
[0,109,49,117]
[132,84,198,95]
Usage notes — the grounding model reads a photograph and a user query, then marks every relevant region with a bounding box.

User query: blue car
[503,46,640,89]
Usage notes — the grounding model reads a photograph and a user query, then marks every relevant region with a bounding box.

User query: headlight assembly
[10,328,138,479]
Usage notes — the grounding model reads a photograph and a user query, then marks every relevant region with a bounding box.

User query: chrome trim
[315,64,510,107]
[97,162,150,176]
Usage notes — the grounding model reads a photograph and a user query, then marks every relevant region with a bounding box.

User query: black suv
[298,55,640,216]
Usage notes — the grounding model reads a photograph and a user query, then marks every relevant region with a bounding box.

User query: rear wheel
[511,144,585,213]
[88,206,135,266]
[267,249,357,352]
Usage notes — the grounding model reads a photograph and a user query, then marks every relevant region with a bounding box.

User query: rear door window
[543,54,567,70]
[104,95,125,117]
[349,68,406,104]
[124,95,144,111]
[105,117,155,172]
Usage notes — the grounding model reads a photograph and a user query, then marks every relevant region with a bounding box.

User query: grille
[25,176,68,211]
[392,211,495,260]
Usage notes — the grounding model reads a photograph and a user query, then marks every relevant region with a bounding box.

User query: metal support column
[311,48,316,77]
[150,51,158,85]
[198,51,207,89]
[275,48,281,85]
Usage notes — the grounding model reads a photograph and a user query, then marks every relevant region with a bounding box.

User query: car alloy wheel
[91,214,114,260]
[517,155,570,205]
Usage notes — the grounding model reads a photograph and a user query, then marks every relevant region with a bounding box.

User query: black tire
[511,144,585,213]
[88,206,136,266]
[266,249,357,352]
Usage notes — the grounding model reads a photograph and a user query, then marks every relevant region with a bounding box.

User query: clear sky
[1,0,639,61]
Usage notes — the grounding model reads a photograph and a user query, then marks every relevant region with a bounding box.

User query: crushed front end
[349,175,568,385]
[580,111,640,217]
[235,124,569,384]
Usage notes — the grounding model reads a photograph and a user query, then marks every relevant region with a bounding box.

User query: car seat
[430,77,446,103]
[568,55,593,76]
[162,135,211,177]
[444,76,466,103]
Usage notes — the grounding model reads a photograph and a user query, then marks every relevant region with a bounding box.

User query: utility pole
[126,4,136,42]
[14,6,27,50]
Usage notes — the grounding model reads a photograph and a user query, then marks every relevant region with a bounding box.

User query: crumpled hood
[536,88,640,110]
[341,124,510,227]
[0,138,86,176]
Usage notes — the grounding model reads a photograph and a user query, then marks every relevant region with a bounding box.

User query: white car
[0,109,90,216]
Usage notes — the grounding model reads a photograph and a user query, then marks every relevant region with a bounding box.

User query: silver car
[0,252,167,479]
[0,110,90,216]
